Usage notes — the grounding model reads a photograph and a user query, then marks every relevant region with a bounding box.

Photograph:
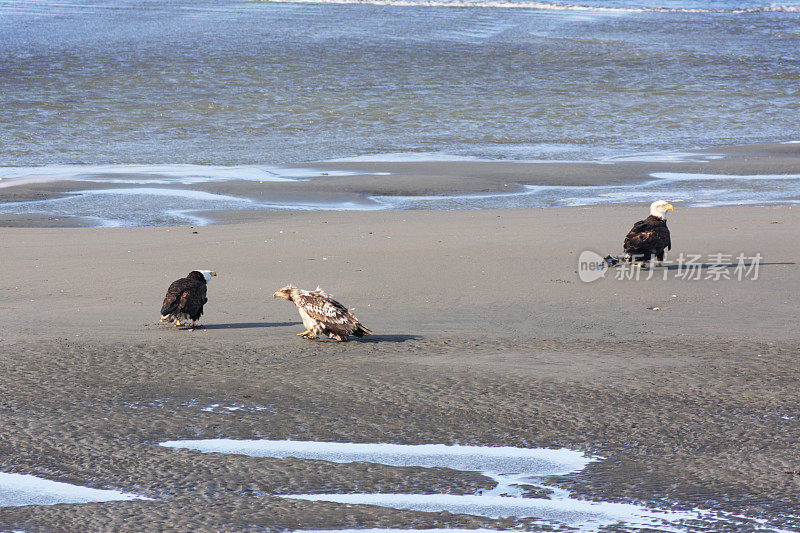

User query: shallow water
[2,165,798,225]
[0,188,259,226]
[0,164,351,186]
[0,472,146,507]
[0,187,382,226]
[160,439,704,530]
[373,172,800,209]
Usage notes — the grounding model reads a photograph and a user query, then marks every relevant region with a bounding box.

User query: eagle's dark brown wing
[161,278,207,320]
[161,279,185,316]
[179,283,207,320]
[624,217,671,254]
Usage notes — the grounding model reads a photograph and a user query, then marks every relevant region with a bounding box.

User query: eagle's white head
[650,200,674,219]
[274,285,297,301]
[197,270,217,282]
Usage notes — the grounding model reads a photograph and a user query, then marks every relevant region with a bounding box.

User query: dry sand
[1,204,799,531]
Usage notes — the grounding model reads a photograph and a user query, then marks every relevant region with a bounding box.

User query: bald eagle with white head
[160,270,216,328]
[623,200,674,267]
[274,285,371,341]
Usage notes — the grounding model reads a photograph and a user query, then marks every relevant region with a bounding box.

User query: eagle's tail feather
[353,323,372,337]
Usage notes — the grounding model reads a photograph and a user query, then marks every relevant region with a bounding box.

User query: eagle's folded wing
[624,224,670,252]
[296,293,359,338]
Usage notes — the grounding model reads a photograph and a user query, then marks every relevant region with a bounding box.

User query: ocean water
[0,0,798,222]
[1,0,798,165]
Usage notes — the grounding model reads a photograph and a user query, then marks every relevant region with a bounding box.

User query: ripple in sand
[159,439,701,531]
[0,472,147,507]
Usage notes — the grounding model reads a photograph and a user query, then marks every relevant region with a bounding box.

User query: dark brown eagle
[623,200,673,266]
[273,285,371,341]
[160,270,216,328]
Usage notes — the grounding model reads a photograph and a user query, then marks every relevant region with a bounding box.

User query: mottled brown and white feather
[275,285,371,341]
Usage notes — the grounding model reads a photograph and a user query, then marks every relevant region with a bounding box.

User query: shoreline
[0,141,798,227]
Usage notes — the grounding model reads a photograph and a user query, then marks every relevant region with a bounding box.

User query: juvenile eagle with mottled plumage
[160,270,216,328]
[274,285,371,341]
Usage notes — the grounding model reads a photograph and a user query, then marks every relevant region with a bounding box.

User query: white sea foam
[602,152,725,163]
[200,403,272,413]
[0,472,147,507]
[372,172,800,210]
[296,530,507,533]
[651,172,800,182]
[2,166,799,225]
[0,187,381,226]
[124,398,273,413]
[290,492,696,527]
[78,187,253,200]
[0,188,257,227]
[327,152,487,163]
[160,439,703,530]
[330,150,723,164]
[160,439,589,473]
[252,0,800,13]
[4,0,799,16]
[296,530,506,533]
[0,164,355,188]
[0,164,382,226]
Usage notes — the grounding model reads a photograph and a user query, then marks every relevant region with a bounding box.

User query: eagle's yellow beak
[665,204,674,211]
[210,271,217,276]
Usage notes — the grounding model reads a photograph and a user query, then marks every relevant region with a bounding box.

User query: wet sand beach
[2,142,800,228]
[1,204,799,531]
